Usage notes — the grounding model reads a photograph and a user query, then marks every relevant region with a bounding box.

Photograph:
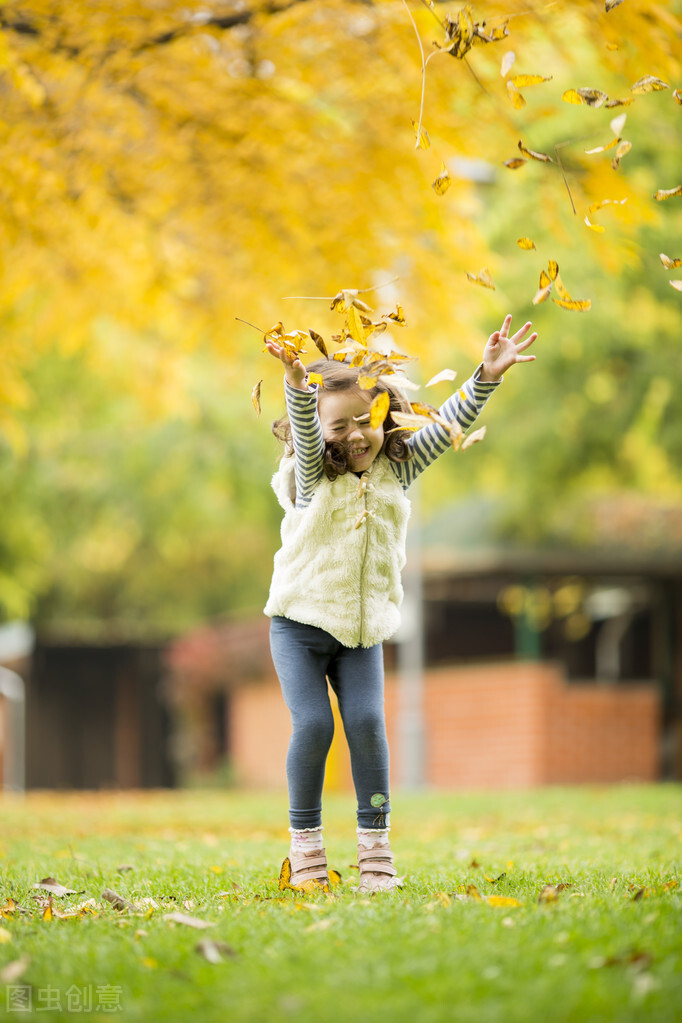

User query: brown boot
[357,842,405,893]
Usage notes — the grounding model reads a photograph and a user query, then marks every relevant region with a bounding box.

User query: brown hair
[272,358,414,480]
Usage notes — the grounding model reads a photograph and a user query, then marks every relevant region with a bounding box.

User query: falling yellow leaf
[432,164,452,195]
[461,425,487,450]
[584,215,606,232]
[653,185,682,200]
[511,74,552,87]
[610,139,632,168]
[390,410,432,432]
[425,368,457,388]
[610,113,627,135]
[660,253,682,268]
[518,140,554,162]
[466,268,495,289]
[370,391,390,430]
[487,895,523,908]
[547,260,559,281]
[504,158,527,169]
[411,119,430,150]
[506,80,526,109]
[347,305,371,346]
[307,372,324,388]
[516,237,536,250]
[532,269,553,305]
[605,0,625,11]
[500,51,515,77]
[605,96,633,107]
[674,89,682,104]
[670,280,682,291]
[631,75,669,94]
[562,87,609,107]
[383,304,406,325]
[584,136,621,155]
[251,379,262,416]
[588,198,628,212]
[309,329,328,359]
[553,297,592,311]
[553,274,571,300]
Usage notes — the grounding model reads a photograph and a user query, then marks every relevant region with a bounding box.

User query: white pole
[0,666,26,794]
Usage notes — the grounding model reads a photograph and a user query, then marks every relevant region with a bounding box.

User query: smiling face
[318,388,385,473]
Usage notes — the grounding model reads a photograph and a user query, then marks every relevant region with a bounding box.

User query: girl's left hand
[479,314,537,382]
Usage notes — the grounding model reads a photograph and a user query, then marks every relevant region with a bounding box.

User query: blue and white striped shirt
[284,367,501,509]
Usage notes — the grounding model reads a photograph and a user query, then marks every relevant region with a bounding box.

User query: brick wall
[228,660,661,790]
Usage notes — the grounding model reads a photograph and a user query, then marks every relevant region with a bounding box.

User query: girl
[264,314,536,892]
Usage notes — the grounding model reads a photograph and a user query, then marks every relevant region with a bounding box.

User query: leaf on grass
[0,925,13,943]
[506,80,526,109]
[461,425,487,450]
[518,140,554,162]
[102,888,135,912]
[487,895,522,908]
[504,158,527,169]
[538,884,560,903]
[500,51,515,77]
[670,280,682,291]
[370,391,390,430]
[426,368,457,387]
[251,379,262,416]
[432,164,452,195]
[511,74,552,87]
[466,884,482,900]
[584,215,606,232]
[0,957,31,984]
[610,140,632,168]
[553,297,592,311]
[411,119,430,150]
[517,237,536,250]
[195,939,237,962]
[309,329,328,359]
[164,911,216,929]
[1,898,24,918]
[562,88,609,107]
[585,136,621,155]
[34,877,81,897]
[631,75,669,94]
[42,899,54,921]
[653,185,682,200]
[117,864,135,873]
[466,268,495,289]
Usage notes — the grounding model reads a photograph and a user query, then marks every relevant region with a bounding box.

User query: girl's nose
[348,426,364,441]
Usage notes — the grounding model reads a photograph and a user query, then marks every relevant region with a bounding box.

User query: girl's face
[318,389,385,472]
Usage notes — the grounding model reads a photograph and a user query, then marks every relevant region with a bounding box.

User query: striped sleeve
[284,379,326,508]
[393,365,501,489]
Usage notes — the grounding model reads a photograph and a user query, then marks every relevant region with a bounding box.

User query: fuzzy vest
[264,454,411,648]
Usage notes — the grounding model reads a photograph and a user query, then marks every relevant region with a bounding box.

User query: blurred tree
[0,0,680,632]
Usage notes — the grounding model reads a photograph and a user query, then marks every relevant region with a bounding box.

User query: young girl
[264,314,536,892]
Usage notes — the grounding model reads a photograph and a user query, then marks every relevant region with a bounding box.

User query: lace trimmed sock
[357,828,390,849]
[289,826,324,853]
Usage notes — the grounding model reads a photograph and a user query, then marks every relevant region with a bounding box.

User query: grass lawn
[0,785,680,1022]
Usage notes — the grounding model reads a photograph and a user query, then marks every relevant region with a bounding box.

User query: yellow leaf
[390,411,431,432]
[369,391,390,430]
[425,368,457,387]
[605,96,633,107]
[307,372,324,388]
[588,198,628,213]
[411,119,430,150]
[547,260,559,281]
[279,857,292,891]
[432,165,452,195]
[506,80,526,109]
[653,185,682,201]
[328,869,342,888]
[553,298,592,311]
[674,89,682,105]
[466,884,482,900]
[347,305,370,346]
[263,321,284,342]
[532,282,552,305]
[554,274,571,300]
[309,329,328,359]
[511,74,552,87]
[251,379,262,416]
[584,136,621,155]
[605,0,625,11]
[631,75,669,94]
[461,425,487,450]
[42,901,54,921]
[660,253,682,268]
[611,140,632,168]
[516,237,536,250]
[466,268,495,289]
[504,158,527,169]
[562,87,609,107]
[383,304,406,326]
[584,215,605,232]
[518,140,553,162]
[538,884,559,903]
[487,896,522,908]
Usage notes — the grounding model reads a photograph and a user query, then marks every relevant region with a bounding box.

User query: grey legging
[269,616,391,831]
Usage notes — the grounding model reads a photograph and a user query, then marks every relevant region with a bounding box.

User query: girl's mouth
[351,447,369,458]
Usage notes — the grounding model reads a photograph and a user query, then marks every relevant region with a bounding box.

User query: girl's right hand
[264,339,308,390]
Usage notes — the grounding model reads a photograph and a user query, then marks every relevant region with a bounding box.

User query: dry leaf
[33,877,81,897]
[307,372,324,388]
[42,899,54,921]
[432,164,452,195]
[610,113,627,135]
[553,297,592,311]
[659,253,682,268]
[164,912,216,929]
[251,379,262,416]
[369,391,390,430]
[517,237,536,250]
[605,96,633,107]
[309,329,328,359]
[611,139,632,168]
[547,260,559,281]
[670,280,682,291]
[411,119,430,150]
[504,157,527,169]
[390,411,433,432]
[461,425,487,450]
[518,140,554,162]
[584,215,606,232]
[0,957,31,984]
[506,80,526,109]
[466,268,495,289]
[674,89,682,104]
[500,51,515,77]
[532,270,553,304]
[553,273,571,300]
[562,87,609,107]
[605,0,625,10]
[425,368,457,388]
[195,939,237,962]
[466,884,482,900]
[383,304,406,325]
[487,895,522,908]
[631,75,669,94]
[653,185,682,200]
[588,198,628,212]
[511,74,552,87]
[585,136,621,154]
[538,884,560,903]
[102,888,135,912]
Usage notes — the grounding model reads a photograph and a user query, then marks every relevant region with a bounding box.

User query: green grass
[0,786,680,1022]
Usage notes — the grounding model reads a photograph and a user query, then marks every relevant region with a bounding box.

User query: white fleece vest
[264,454,411,648]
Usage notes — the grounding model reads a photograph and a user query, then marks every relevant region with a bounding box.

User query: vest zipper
[358,472,371,646]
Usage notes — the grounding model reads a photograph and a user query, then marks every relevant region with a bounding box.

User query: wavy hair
[272,358,414,480]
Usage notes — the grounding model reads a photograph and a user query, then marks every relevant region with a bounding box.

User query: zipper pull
[354,509,375,530]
